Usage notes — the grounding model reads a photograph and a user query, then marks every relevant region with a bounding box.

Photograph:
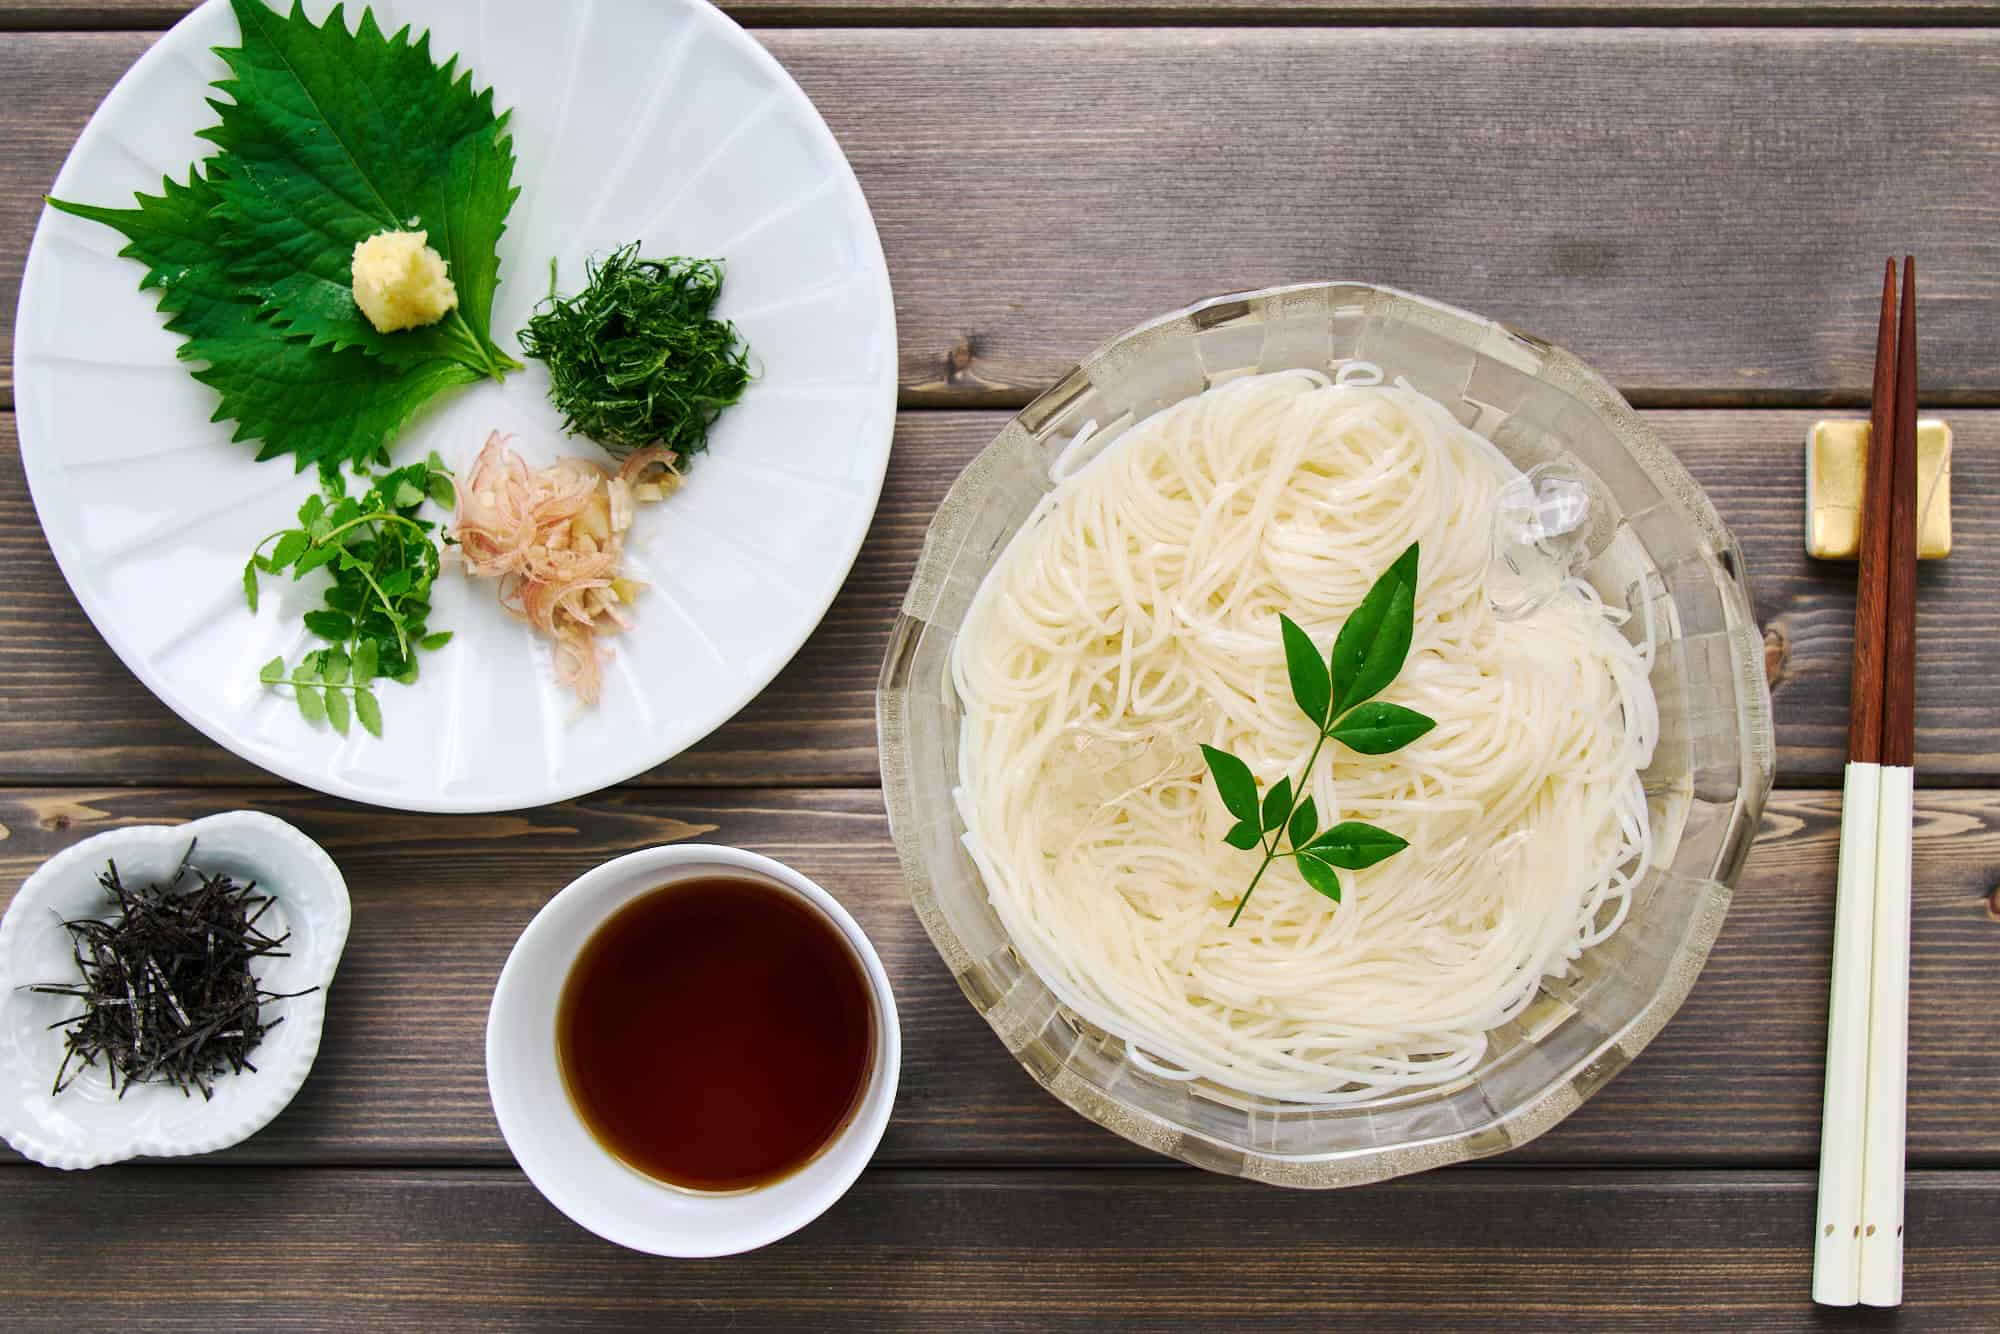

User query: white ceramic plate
[14,0,896,812]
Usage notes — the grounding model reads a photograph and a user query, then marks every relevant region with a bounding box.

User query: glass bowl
[876,282,1775,1188]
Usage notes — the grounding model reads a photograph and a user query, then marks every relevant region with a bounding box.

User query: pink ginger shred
[453,432,679,705]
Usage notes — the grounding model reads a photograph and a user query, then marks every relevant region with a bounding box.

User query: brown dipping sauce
[556,876,875,1192]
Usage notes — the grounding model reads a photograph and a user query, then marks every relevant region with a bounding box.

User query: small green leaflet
[1199,745,1259,823]
[1204,545,1439,926]
[304,610,351,641]
[1287,796,1318,850]
[354,688,383,737]
[1330,542,1420,715]
[1260,777,1292,834]
[1305,822,1410,870]
[45,0,520,471]
[1280,613,1331,728]
[1294,854,1343,902]
[1328,701,1437,756]
[324,686,352,736]
[243,459,456,739]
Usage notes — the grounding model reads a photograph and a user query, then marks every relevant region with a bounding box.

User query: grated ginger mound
[351,229,458,333]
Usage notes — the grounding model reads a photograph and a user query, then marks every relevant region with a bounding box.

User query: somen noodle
[950,368,1658,1104]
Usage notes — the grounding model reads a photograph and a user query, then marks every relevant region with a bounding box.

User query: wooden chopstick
[1857,256,1919,1307]
[1812,260,1900,1305]
[1882,258,1920,773]
[1852,258,1899,766]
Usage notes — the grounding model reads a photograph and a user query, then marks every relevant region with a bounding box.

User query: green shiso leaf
[45,0,520,470]
[205,0,520,376]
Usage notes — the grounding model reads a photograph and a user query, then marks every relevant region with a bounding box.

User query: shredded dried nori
[517,243,752,464]
[22,842,316,1100]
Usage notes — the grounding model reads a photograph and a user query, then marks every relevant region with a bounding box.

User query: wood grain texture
[2,1166,1998,1329]
[3,409,1994,788]
[9,0,2000,29]
[7,30,2000,404]
[1,785,1996,1168]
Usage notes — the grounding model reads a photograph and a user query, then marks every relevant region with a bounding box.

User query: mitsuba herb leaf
[354,687,383,737]
[243,457,458,738]
[1205,546,1440,926]
[323,684,351,736]
[303,610,352,641]
[270,531,310,569]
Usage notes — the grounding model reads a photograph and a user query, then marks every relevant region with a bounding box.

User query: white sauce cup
[485,844,900,1256]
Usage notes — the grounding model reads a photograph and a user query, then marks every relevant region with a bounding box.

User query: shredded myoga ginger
[453,431,679,705]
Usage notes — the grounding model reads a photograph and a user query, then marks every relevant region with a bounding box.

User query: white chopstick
[1857,764,1913,1305]
[1811,761,1881,1305]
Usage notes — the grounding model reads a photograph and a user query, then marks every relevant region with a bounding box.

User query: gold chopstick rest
[1806,418,1952,561]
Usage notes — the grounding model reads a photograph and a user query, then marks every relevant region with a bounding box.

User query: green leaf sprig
[1202,543,1436,927]
[47,0,521,472]
[244,455,458,736]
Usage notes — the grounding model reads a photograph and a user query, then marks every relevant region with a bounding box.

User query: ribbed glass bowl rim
[876,281,1776,1187]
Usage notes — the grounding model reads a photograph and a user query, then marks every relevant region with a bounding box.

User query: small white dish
[486,844,899,1257]
[0,811,350,1169]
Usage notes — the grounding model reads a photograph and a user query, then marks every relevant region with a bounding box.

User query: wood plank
[2,1166,1998,1329]
[2,785,1997,1168]
[10,0,2000,30]
[6,30,2000,404]
[3,409,1994,788]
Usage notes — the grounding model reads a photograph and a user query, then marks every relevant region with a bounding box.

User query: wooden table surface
[4,2,1999,1329]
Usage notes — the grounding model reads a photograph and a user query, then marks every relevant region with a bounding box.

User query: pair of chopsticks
[1812,258,1919,1308]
